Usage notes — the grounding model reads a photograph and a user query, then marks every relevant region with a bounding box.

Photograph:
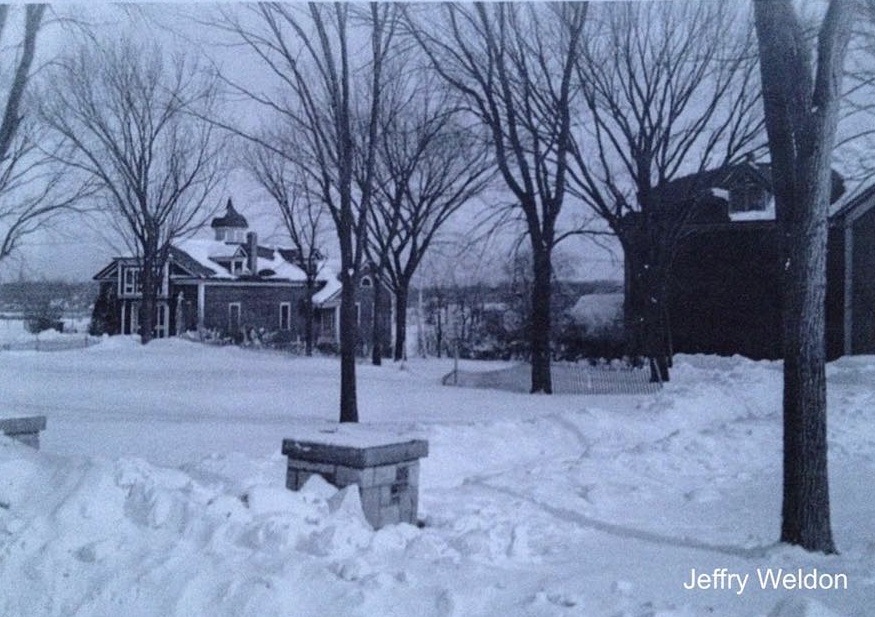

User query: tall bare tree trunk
[394,284,408,361]
[371,276,382,366]
[139,252,157,345]
[339,268,358,423]
[530,245,553,394]
[754,0,852,553]
[303,289,314,357]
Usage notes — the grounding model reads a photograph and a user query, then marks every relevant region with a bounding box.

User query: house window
[218,229,245,243]
[228,302,241,334]
[279,302,291,330]
[360,276,372,288]
[129,302,140,335]
[230,259,245,275]
[729,184,768,213]
[122,267,142,295]
[156,303,168,339]
[320,307,336,339]
[355,301,361,326]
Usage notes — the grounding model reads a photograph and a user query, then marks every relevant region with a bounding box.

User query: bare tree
[409,2,588,393]
[246,141,327,356]
[40,40,225,344]
[0,5,92,265]
[568,1,763,381]
[215,3,398,422]
[369,75,493,362]
[0,121,95,264]
[754,0,853,554]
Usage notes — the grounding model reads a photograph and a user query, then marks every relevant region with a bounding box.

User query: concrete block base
[0,416,47,449]
[283,431,427,529]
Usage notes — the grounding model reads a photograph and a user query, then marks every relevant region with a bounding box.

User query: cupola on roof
[211,198,248,229]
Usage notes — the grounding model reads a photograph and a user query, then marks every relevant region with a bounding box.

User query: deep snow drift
[1,337,874,616]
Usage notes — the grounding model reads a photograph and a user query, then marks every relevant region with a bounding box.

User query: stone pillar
[282,432,428,529]
[0,416,47,449]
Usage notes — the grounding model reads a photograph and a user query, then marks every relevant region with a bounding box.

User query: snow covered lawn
[0,318,95,350]
[1,338,874,616]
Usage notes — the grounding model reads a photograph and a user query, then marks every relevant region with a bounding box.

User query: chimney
[247,231,258,275]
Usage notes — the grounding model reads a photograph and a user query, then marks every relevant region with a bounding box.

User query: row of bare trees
[224,0,853,558]
[409,2,767,388]
[0,3,835,393]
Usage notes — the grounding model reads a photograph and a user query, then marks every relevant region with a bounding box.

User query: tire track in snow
[467,478,773,560]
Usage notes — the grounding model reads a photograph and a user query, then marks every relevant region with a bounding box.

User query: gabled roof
[173,239,234,279]
[830,181,875,223]
[651,161,772,207]
[651,160,846,224]
[312,261,342,306]
[93,260,119,281]
[167,244,217,278]
[313,277,341,306]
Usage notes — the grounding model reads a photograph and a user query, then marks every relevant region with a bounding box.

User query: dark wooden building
[643,161,870,361]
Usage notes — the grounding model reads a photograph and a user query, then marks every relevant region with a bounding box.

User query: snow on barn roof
[728,197,776,222]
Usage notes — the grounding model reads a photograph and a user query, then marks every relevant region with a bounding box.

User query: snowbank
[0,341,872,616]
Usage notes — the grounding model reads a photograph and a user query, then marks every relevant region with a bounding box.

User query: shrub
[24,299,63,334]
[316,340,338,355]
[88,286,118,336]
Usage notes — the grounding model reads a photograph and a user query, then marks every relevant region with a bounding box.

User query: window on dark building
[729,184,769,213]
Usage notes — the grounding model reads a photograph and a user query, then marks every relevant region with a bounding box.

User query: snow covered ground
[0,318,93,349]
[1,338,874,616]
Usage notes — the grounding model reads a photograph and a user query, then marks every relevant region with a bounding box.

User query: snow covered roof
[253,248,308,281]
[313,274,341,306]
[830,181,875,222]
[173,238,310,283]
[654,161,845,220]
[173,239,234,279]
